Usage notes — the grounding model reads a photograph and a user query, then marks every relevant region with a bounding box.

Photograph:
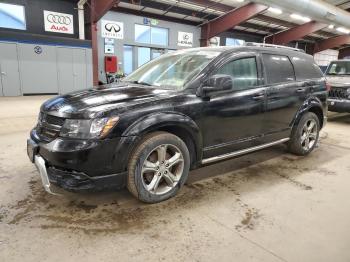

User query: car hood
[41,83,177,118]
[326,76,350,88]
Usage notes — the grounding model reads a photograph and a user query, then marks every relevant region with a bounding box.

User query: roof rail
[245,42,305,53]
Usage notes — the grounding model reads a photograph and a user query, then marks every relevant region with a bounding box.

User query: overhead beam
[188,0,295,28]
[189,0,337,40]
[93,0,119,23]
[339,47,350,59]
[314,35,350,54]
[266,21,327,45]
[113,7,199,26]
[200,3,268,46]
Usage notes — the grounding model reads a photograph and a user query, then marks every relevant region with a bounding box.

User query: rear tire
[288,112,320,156]
[127,131,190,203]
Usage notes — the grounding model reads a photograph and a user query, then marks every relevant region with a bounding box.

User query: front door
[200,54,266,158]
[0,42,21,96]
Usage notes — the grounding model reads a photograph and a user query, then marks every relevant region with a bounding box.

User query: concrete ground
[0,96,349,262]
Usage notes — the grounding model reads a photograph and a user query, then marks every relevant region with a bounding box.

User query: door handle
[296,88,306,93]
[1,72,6,76]
[252,94,265,100]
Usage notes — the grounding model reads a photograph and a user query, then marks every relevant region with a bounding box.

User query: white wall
[314,49,339,67]
[97,11,201,82]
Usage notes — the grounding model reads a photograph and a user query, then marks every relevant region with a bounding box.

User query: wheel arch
[123,112,203,169]
[293,97,325,129]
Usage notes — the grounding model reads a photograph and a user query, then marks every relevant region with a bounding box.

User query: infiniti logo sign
[101,20,124,39]
[104,23,121,33]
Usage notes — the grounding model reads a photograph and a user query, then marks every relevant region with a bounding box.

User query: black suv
[27,44,328,203]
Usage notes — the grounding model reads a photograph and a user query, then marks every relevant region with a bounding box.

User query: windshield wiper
[128,80,152,86]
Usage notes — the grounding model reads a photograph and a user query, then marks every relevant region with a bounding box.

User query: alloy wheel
[141,144,184,195]
[301,119,318,151]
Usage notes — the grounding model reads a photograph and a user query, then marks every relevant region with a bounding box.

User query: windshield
[326,61,350,76]
[123,50,221,90]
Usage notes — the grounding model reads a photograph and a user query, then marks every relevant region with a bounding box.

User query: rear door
[261,53,307,139]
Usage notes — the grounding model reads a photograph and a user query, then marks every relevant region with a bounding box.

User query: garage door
[18,43,58,94]
[57,47,87,94]
[0,42,21,96]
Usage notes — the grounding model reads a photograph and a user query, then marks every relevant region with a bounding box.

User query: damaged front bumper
[26,132,135,194]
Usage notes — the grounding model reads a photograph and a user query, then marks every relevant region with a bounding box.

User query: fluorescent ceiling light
[337,27,350,34]
[267,7,282,15]
[290,13,311,22]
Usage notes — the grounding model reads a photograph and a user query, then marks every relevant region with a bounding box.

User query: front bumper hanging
[34,155,60,195]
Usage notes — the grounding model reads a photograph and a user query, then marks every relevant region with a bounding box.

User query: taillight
[325,81,331,92]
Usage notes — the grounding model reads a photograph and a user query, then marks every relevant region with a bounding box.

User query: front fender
[123,112,203,164]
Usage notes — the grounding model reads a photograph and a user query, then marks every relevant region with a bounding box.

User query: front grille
[40,113,65,126]
[329,88,348,100]
[37,113,65,142]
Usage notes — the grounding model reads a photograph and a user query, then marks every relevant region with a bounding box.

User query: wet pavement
[0,96,350,262]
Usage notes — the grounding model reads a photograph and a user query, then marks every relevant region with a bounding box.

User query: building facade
[0,0,92,96]
[0,0,264,96]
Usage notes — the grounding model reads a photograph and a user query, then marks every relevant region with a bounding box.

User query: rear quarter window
[262,54,295,84]
[291,55,323,80]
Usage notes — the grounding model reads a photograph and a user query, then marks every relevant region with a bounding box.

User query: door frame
[199,52,268,157]
[0,41,22,96]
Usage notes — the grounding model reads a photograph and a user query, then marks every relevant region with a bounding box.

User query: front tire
[127,131,190,203]
[288,112,320,156]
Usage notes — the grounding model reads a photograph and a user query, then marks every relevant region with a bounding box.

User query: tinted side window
[262,54,295,84]
[216,57,258,90]
[291,56,323,80]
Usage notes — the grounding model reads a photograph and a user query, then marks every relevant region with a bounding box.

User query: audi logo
[104,23,121,33]
[47,14,71,25]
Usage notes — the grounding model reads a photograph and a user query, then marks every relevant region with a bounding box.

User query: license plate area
[27,139,38,163]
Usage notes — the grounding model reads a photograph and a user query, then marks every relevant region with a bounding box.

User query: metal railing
[245,42,305,52]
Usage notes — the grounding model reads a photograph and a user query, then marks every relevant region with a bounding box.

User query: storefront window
[123,45,133,75]
[226,38,245,46]
[138,47,151,67]
[0,3,26,30]
[135,24,169,46]
[135,24,150,44]
[151,27,168,46]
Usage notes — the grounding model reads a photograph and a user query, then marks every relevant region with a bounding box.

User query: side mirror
[200,74,233,97]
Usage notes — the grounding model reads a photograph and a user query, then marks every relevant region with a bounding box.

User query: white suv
[326,60,350,112]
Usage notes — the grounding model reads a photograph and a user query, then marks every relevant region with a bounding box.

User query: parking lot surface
[0,96,349,262]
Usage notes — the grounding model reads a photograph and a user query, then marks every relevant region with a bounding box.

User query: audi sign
[101,20,124,39]
[44,10,74,34]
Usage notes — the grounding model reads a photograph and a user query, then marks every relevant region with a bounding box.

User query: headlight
[60,117,119,139]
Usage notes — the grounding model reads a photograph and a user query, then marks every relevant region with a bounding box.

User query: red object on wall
[105,56,117,73]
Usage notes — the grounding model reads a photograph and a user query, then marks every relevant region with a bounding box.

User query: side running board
[201,138,290,165]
